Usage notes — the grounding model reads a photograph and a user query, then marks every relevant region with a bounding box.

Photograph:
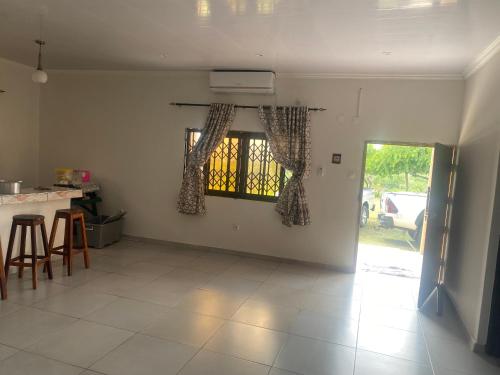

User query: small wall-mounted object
[332,154,342,164]
[0,89,6,93]
[317,167,325,177]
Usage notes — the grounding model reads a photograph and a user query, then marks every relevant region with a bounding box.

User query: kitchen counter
[0,187,82,269]
[0,186,82,205]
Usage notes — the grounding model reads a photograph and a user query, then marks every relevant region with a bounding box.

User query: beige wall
[446,50,500,347]
[0,58,40,186]
[39,71,464,269]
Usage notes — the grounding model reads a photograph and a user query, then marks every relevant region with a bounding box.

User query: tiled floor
[0,240,499,375]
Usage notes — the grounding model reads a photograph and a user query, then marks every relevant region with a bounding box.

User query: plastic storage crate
[79,215,124,249]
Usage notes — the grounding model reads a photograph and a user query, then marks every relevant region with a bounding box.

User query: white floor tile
[91,334,197,375]
[302,292,361,320]
[142,308,224,347]
[156,268,215,292]
[265,270,317,290]
[0,351,82,375]
[51,268,109,288]
[0,307,76,348]
[79,273,150,296]
[0,343,17,361]
[113,261,174,281]
[355,349,433,375]
[0,300,22,318]
[251,283,309,309]
[178,350,270,375]
[144,250,200,267]
[360,306,420,332]
[289,310,358,347]
[119,279,186,307]
[419,308,468,342]
[176,289,246,318]
[274,335,356,375]
[206,321,288,365]
[27,320,133,367]
[231,299,300,332]
[428,336,500,375]
[5,278,71,306]
[269,368,302,375]
[357,323,429,364]
[221,262,276,282]
[34,288,118,318]
[200,274,262,297]
[83,297,169,331]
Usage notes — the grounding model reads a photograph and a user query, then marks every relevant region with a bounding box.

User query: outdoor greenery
[364,144,432,195]
[360,144,432,251]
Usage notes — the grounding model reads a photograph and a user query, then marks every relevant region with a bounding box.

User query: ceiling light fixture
[32,40,48,84]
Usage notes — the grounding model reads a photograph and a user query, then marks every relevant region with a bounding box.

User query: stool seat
[13,214,45,224]
[55,209,83,216]
[4,214,53,290]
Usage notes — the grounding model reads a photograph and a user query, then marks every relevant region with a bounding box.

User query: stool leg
[79,217,90,269]
[0,243,7,300]
[18,225,27,278]
[40,222,53,280]
[30,225,38,290]
[63,218,69,266]
[67,217,74,276]
[5,222,17,279]
[48,215,59,267]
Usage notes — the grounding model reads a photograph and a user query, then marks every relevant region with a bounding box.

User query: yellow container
[55,168,74,185]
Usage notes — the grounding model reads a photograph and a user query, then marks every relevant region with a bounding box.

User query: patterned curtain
[258,106,312,226]
[178,103,236,215]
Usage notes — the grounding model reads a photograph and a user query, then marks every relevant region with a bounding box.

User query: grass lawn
[358,208,416,252]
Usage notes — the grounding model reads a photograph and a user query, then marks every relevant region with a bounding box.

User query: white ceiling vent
[209,70,275,94]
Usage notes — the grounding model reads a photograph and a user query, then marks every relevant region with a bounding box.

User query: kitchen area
[0,182,82,256]
[0,168,125,300]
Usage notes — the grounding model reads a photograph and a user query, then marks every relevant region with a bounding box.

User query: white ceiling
[1,0,500,76]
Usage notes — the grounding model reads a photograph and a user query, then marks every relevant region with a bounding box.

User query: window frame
[184,128,288,203]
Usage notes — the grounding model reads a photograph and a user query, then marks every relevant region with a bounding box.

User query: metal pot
[0,180,22,195]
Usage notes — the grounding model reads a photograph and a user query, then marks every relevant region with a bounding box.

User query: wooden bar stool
[4,214,53,290]
[49,209,90,276]
[0,240,6,299]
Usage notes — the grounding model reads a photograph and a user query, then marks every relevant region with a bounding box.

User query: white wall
[0,58,40,186]
[39,71,463,270]
[446,50,500,347]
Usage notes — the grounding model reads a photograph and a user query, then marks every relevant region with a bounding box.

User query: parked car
[360,188,376,227]
[378,192,427,245]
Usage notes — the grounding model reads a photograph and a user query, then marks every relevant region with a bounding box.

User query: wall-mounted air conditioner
[209,70,275,94]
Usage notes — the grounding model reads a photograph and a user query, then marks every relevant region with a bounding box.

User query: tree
[365,144,432,191]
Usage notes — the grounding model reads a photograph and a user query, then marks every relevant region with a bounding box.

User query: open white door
[418,144,456,309]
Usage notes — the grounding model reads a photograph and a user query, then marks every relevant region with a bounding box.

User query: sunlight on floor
[357,242,423,279]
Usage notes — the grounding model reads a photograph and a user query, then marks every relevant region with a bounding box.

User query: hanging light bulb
[32,40,48,84]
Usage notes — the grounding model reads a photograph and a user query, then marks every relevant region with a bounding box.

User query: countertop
[0,187,82,206]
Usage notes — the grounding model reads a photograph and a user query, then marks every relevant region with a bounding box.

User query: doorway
[356,142,434,279]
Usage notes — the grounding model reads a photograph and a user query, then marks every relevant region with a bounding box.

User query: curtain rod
[170,102,326,112]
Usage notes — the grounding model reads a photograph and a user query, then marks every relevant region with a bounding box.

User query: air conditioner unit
[209,70,275,94]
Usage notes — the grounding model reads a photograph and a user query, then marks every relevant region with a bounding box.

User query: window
[184,128,291,202]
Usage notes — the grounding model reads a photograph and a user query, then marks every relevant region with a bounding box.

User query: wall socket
[232,224,240,231]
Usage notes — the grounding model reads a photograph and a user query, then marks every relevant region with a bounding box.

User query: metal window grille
[184,128,290,202]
